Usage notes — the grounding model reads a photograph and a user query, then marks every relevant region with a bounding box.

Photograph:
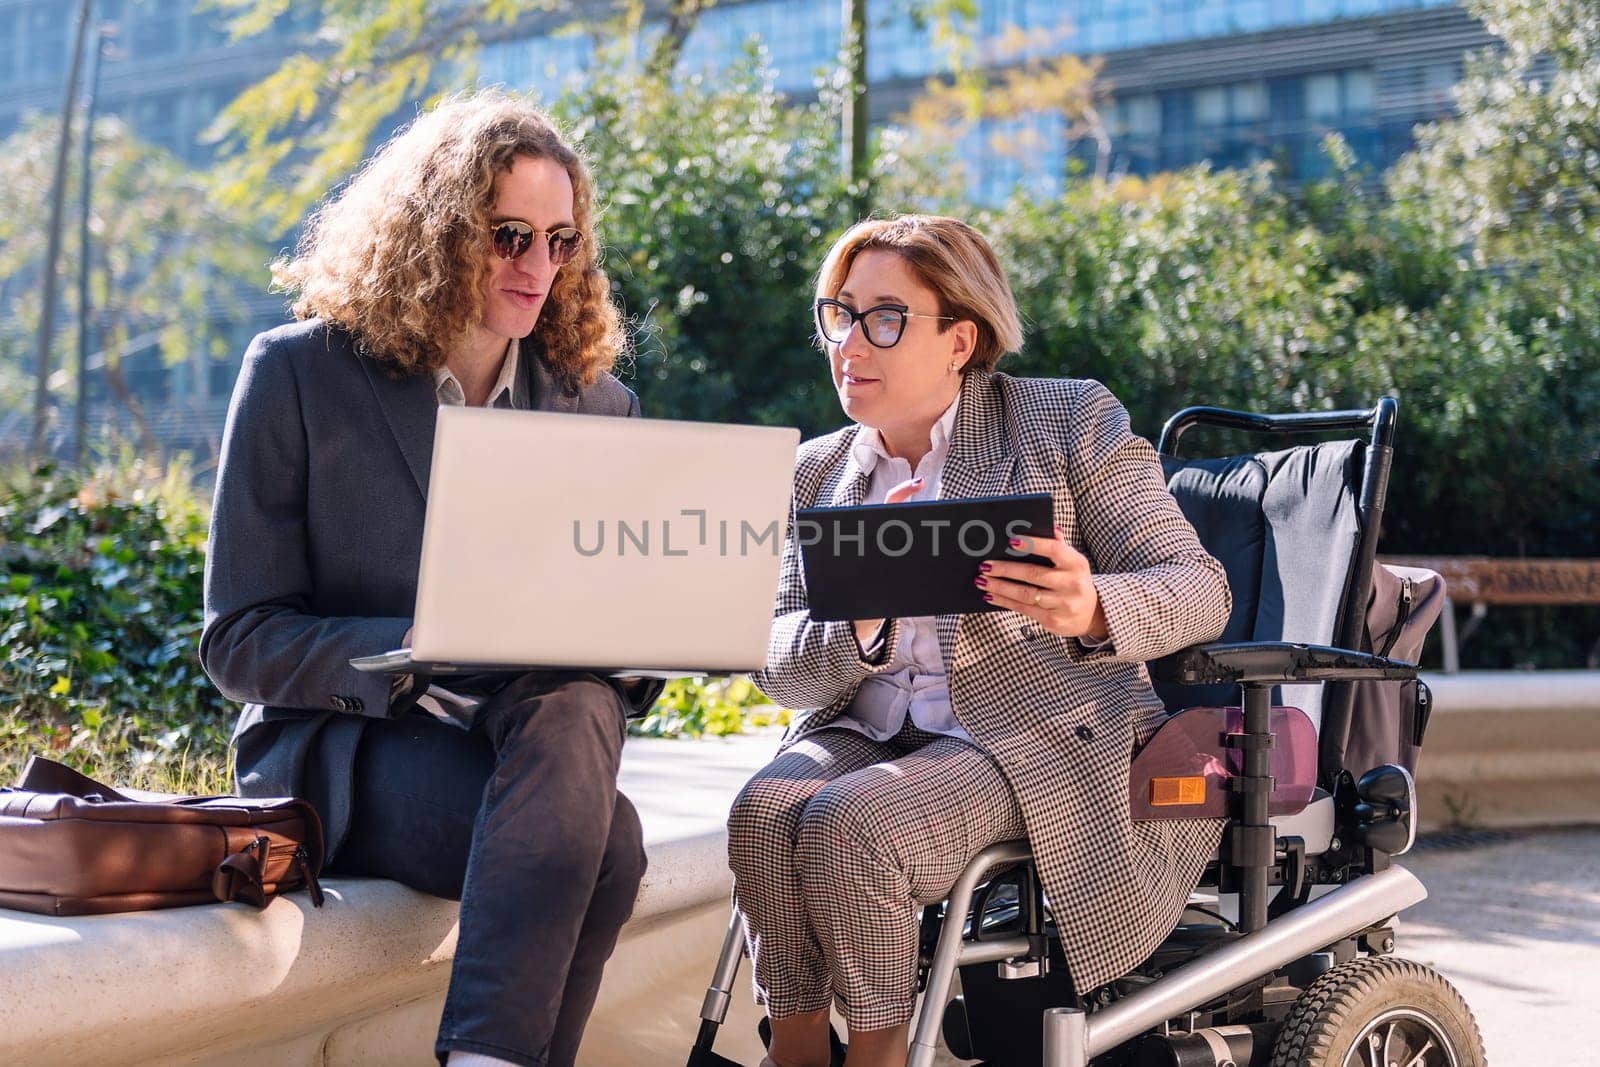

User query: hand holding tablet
[976,527,1110,641]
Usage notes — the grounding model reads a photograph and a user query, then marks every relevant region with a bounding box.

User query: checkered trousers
[727,721,1026,1032]
[752,371,1233,993]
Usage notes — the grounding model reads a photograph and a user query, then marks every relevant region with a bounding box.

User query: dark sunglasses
[489,221,583,266]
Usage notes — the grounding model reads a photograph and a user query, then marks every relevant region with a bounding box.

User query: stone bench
[0,733,780,1067]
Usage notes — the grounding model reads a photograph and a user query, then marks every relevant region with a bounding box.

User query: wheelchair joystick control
[1352,764,1417,856]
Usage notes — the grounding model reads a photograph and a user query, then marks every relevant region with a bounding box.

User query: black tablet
[796,493,1056,622]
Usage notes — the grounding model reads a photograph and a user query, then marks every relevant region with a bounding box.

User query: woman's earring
[948,360,958,373]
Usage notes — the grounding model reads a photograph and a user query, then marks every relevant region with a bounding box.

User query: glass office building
[668,0,1478,199]
[473,0,1479,202]
[0,0,1486,196]
[0,0,1487,450]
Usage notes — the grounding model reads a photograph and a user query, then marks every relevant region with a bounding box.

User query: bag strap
[15,754,205,804]
[209,835,325,909]
[211,836,270,909]
[17,755,134,801]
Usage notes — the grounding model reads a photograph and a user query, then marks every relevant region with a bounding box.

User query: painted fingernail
[1055,525,1065,537]
[979,562,993,573]
[1009,537,1023,548]
[975,577,988,587]
[982,593,994,602]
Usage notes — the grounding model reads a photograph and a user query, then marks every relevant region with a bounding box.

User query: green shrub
[0,455,232,791]
[629,676,789,739]
[558,56,857,434]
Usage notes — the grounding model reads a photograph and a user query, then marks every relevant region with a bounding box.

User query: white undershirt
[833,394,975,744]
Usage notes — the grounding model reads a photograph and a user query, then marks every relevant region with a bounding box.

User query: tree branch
[645,0,707,82]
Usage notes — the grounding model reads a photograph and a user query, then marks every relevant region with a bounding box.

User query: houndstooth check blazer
[752,369,1232,993]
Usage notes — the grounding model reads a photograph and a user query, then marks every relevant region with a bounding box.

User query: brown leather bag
[0,755,325,916]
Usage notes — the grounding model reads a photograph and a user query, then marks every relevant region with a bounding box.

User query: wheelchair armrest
[1150,641,1418,685]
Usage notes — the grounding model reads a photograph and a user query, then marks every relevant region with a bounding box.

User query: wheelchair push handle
[1158,398,1397,458]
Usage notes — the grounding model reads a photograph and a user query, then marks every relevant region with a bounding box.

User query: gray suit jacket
[753,370,1231,992]
[201,318,643,863]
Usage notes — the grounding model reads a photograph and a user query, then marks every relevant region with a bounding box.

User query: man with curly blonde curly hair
[201,90,652,1067]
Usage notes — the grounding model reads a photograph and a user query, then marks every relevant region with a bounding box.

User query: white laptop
[352,406,799,677]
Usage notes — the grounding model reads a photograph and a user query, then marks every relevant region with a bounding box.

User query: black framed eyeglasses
[814,297,956,349]
[489,221,583,267]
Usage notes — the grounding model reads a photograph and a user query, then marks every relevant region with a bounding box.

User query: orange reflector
[1150,776,1207,806]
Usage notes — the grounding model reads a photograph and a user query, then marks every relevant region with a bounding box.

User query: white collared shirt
[834,393,975,744]
[433,336,521,410]
[409,338,523,728]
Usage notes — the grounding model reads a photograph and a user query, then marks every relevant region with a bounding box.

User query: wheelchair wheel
[1270,956,1485,1067]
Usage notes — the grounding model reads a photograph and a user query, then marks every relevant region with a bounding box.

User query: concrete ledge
[1415,671,1600,831]
[0,733,781,1067]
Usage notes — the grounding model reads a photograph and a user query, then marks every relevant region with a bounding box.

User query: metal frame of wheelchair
[689,398,1484,1067]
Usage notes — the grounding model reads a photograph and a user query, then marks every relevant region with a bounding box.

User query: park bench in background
[1381,556,1600,672]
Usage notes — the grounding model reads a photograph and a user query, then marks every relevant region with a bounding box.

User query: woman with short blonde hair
[729,214,1230,1067]
[811,214,1023,374]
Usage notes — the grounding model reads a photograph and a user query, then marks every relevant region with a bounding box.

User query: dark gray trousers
[325,672,647,1067]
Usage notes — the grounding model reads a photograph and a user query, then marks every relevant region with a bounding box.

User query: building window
[479,32,592,102]
[676,0,840,93]
[1048,0,1460,52]
[133,92,182,155]
[1420,59,1459,115]
[191,5,233,51]
[1302,69,1375,121]
[0,8,18,86]
[1194,82,1249,126]
[96,0,127,33]
[1306,72,1342,121]
[867,0,944,82]
[959,110,1065,205]
[25,2,65,83]
[1225,0,1273,33]
[132,0,184,60]
[1192,80,1269,169]
[1106,92,1161,176]
[979,0,1077,62]
[1288,68,1378,176]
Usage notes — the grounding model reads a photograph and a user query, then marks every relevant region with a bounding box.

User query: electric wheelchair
[689,399,1486,1067]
